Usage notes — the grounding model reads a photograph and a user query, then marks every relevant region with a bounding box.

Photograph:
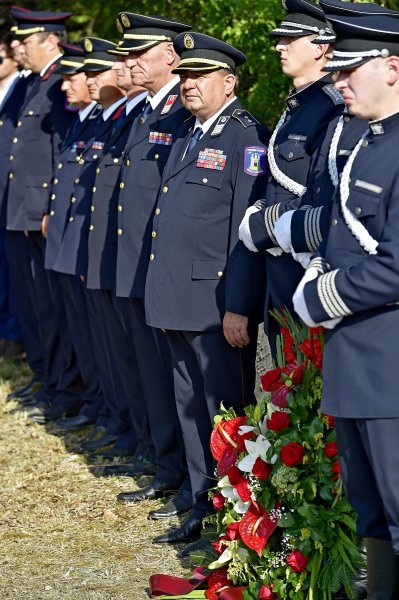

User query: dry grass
[0,360,191,599]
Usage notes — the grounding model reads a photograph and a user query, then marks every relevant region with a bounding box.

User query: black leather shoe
[7,380,41,401]
[153,514,203,544]
[180,538,213,558]
[55,415,95,431]
[148,491,192,519]
[102,460,157,477]
[90,446,134,459]
[117,478,180,503]
[81,434,118,451]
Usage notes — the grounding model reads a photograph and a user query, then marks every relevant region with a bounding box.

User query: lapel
[20,74,41,111]
[166,98,240,180]
[104,98,145,152]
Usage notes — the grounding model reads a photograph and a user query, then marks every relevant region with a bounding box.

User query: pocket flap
[347,187,381,217]
[279,140,306,161]
[191,259,225,280]
[186,168,225,190]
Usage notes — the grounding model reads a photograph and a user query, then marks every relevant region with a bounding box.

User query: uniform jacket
[49,103,124,277]
[0,73,34,229]
[145,98,270,332]
[86,98,145,291]
[44,104,102,272]
[303,112,399,418]
[115,82,191,298]
[247,75,345,321]
[6,63,75,232]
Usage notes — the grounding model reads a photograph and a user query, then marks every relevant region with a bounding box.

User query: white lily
[208,546,233,570]
[233,499,251,514]
[237,434,271,472]
[218,475,239,500]
[238,425,256,435]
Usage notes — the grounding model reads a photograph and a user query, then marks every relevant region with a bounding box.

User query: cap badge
[184,34,195,50]
[84,38,93,53]
[381,49,390,58]
[116,18,123,33]
[120,14,130,28]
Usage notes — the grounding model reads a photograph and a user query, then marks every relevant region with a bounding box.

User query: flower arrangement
[150,311,364,600]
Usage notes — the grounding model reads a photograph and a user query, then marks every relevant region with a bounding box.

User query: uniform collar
[368,111,399,136]
[147,76,179,110]
[126,90,147,114]
[102,96,126,121]
[79,101,98,122]
[194,96,237,135]
[40,54,62,77]
[285,74,331,110]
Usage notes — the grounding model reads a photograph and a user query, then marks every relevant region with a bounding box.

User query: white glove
[274,210,295,253]
[266,246,283,257]
[291,250,313,269]
[293,267,343,329]
[239,206,260,253]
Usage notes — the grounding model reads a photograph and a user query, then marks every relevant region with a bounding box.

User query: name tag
[355,179,383,194]
[149,131,173,145]
[196,148,227,171]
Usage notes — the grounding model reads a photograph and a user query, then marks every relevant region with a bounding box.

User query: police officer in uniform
[294,9,399,597]
[144,32,269,544]
[238,0,345,343]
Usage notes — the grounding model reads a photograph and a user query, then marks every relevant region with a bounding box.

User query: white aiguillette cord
[339,132,379,255]
[328,115,345,187]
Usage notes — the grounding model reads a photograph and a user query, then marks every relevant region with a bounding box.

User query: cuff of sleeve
[303,269,353,322]
[291,206,324,253]
[249,203,281,251]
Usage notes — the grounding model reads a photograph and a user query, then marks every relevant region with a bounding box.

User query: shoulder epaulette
[232,109,259,128]
[322,84,345,106]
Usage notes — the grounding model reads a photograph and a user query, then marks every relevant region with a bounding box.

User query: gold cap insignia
[184,34,194,50]
[84,38,93,53]
[120,13,130,28]
[116,18,123,33]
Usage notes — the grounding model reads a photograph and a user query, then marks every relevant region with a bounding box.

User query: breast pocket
[278,139,307,163]
[138,144,171,189]
[347,185,381,219]
[181,168,226,220]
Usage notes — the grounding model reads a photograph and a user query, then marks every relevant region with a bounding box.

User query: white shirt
[40,54,62,77]
[102,97,126,122]
[126,91,147,115]
[147,76,180,110]
[194,96,237,134]
[0,71,19,110]
[79,101,97,122]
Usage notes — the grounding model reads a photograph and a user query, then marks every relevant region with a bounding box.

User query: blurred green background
[1,0,398,126]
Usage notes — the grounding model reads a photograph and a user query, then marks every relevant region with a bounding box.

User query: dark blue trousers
[0,230,22,341]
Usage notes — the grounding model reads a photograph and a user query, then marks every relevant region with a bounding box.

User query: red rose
[226,522,241,541]
[259,584,276,599]
[236,478,252,502]
[252,457,272,480]
[212,492,226,511]
[326,414,335,428]
[267,411,290,432]
[228,466,243,485]
[280,442,304,467]
[324,442,338,458]
[260,367,282,391]
[287,549,309,572]
[331,460,341,480]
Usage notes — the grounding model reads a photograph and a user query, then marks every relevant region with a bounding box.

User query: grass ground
[0,359,191,599]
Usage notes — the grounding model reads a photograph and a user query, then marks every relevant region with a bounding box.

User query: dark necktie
[183,126,203,159]
[140,100,153,124]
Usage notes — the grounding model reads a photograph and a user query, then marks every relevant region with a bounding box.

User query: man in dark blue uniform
[294,8,399,596]
[238,0,345,344]
[5,9,77,412]
[144,32,269,544]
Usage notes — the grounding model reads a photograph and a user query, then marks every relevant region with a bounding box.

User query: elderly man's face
[179,69,235,122]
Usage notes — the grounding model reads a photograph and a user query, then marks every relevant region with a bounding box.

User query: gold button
[113,158,118,164]
[79,159,84,165]
[58,162,62,169]
[0,120,3,126]
[76,156,80,162]
[69,216,74,222]
[50,210,55,216]
[17,121,22,127]
[344,115,350,123]
[91,205,95,212]
[89,224,94,231]
[355,207,362,215]
[362,140,369,148]
[332,218,338,226]
[92,186,96,193]
[9,173,13,179]
[42,182,48,188]
[152,231,157,238]
[202,178,208,183]
[155,208,161,215]
[96,167,100,174]
[54,178,58,185]
[118,205,123,212]
[51,194,56,200]
[150,253,155,261]
[154,154,159,160]
[118,228,123,235]
[217,271,223,277]
[28,110,34,115]
[93,154,98,159]
[120,182,125,189]
[9,155,13,161]
[74,178,79,184]
[13,137,18,143]
[71,196,76,203]
[162,186,168,193]
[126,159,130,167]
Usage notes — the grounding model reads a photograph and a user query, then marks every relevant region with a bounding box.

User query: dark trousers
[165,328,257,516]
[115,296,186,484]
[0,230,22,341]
[84,288,137,444]
[336,417,399,554]
[5,230,43,379]
[56,273,105,421]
